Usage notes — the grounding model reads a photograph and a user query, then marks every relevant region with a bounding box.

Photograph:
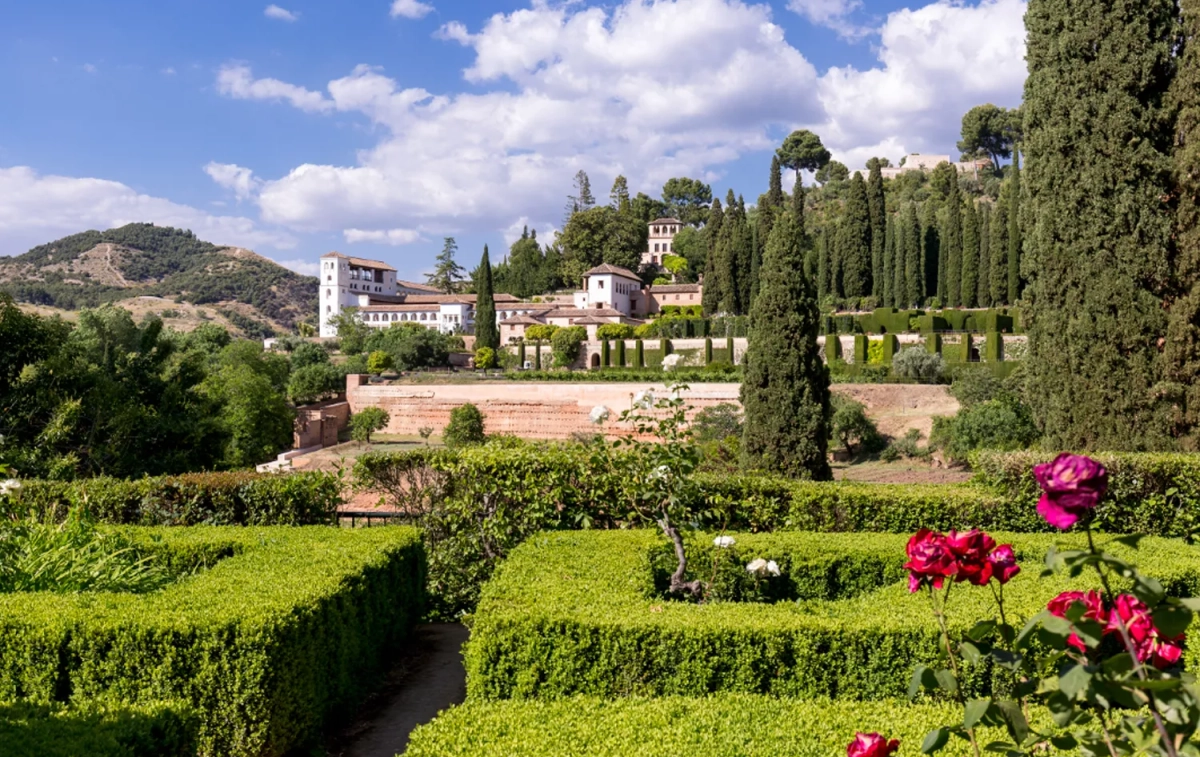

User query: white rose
[589,405,612,425]
[766,560,781,577]
[713,535,736,548]
[746,558,768,575]
[662,354,682,371]
[0,479,20,497]
[632,389,654,409]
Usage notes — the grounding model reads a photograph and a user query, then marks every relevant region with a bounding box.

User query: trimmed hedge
[0,525,425,756]
[0,700,196,757]
[10,471,342,526]
[405,695,1002,757]
[464,530,1200,701]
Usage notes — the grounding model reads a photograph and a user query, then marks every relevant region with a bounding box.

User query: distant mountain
[0,223,317,333]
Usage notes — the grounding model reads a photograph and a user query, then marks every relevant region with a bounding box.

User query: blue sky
[0,0,1026,283]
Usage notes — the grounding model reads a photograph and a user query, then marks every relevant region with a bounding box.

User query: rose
[905,528,958,592]
[1110,594,1185,669]
[746,558,780,577]
[1034,453,1108,529]
[0,479,20,497]
[987,544,1021,585]
[1047,590,1106,652]
[713,535,735,548]
[946,529,997,586]
[847,732,900,757]
[632,390,655,409]
[589,405,612,425]
[662,354,682,371]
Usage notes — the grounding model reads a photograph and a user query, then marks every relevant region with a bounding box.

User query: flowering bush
[881,453,1200,757]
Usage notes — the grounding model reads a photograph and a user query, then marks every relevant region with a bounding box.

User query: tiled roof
[649,284,701,294]
[322,252,396,271]
[571,316,613,325]
[401,293,524,305]
[359,304,439,313]
[543,307,625,319]
[499,315,549,326]
[582,263,641,281]
[396,279,441,293]
[649,217,684,225]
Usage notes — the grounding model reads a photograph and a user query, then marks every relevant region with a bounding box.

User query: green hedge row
[405,695,996,757]
[0,700,196,757]
[464,531,1200,701]
[0,526,425,756]
[823,307,1023,336]
[10,471,343,526]
[353,446,1200,618]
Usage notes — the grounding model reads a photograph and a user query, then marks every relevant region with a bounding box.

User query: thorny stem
[929,583,982,757]
[1085,526,1179,757]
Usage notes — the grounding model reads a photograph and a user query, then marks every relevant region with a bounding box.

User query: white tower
[319,253,398,337]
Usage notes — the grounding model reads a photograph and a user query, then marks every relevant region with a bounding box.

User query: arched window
[326,305,331,313]
[326,289,331,297]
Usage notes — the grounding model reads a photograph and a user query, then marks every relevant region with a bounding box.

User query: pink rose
[848,732,900,757]
[1034,454,1108,529]
[947,529,997,586]
[905,529,958,592]
[1047,590,1106,652]
[987,544,1021,585]
[1109,594,1185,669]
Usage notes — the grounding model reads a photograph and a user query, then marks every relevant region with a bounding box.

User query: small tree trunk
[658,516,703,597]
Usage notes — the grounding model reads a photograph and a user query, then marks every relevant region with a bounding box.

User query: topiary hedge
[0,700,197,757]
[10,472,342,526]
[464,530,1200,702]
[0,525,425,757]
[405,695,998,757]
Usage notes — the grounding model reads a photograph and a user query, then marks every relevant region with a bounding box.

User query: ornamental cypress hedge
[0,700,197,757]
[0,526,425,757]
[464,531,1200,702]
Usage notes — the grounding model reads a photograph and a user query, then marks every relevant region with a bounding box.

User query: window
[327,275,332,282]
[326,305,332,313]
[598,280,605,290]
[326,289,331,297]
[675,295,680,301]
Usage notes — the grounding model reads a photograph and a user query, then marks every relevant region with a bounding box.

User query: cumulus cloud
[204,162,261,201]
[0,166,295,257]
[264,5,299,22]
[274,258,320,275]
[343,228,422,245]
[216,63,332,113]
[390,0,433,19]
[786,0,868,38]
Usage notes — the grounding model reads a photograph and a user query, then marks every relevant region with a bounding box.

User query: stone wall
[294,399,350,449]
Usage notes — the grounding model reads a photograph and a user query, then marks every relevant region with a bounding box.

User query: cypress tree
[960,198,979,309]
[474,245,499,351]
[817,228,830,301]
[1008,151,1021,303]
[701,198,724,315]
[866,160,886,301]
[838,173,872,299]
[882,212,895,307]
[978,203,992,308]
[894,210,908,307]
[943,170,963,307]
[921,201,939,303]
[750,221,761,307]
[905,202,923,308]
[768,155,785,207]
[741,209,832,480]
[735,195,754,313]
[1024,0,1177,449]
[989,184,1010,305]
[830,220,843,299]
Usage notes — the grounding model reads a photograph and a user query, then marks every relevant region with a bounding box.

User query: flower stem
[930,584,982,757]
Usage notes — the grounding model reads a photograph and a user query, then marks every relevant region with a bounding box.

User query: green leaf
[909,665,939,700]
[1153,604,1193,639]
[1050,734,1078,750]
[1016,610,1050,649]
[921,728,950,754]
[1100,653,1135,675]
[935,669,958,694]
[1125,678,1184,691]
[967,620,997,642]
[1045,691,1075,727]
[1132,575,1166,604]
[960,641,982,666]
[1111,534,1147,549]
[963,699,990,730]
[994,700,1029,744]
[1059,663,1092,699]
[983,742,1018,754]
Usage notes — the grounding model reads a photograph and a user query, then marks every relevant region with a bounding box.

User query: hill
[0,223,317,335]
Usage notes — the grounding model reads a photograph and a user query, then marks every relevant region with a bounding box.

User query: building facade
[640,217,684,269]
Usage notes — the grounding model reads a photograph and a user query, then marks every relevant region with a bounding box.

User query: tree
[1023,0,1176,449]
[989,183,1011,305]
[942,169,964,307]
[815,160,850,185]
[957,103,1021,172]
[837,173,872,299]
[204,361,294,468]
[1007,150,1021,303]
[740,209,832,480]
[866,159,887,300]
[701,198,724,315]
[960,198,979,308]
[776,130,831,183]
[714,191,744,314]
[610,175,631,210]
[921,201,940,303]
[883,212,895,307]
[977,203,992,307]
[331,309,371,355]
[474,245,499,352]
[443,403,486,447]
[564,170,595,221]
[287,363,345,405]
[474,346,496,370]
[367,350,393,375]
[830,396,884,457]
[427,238,466,294]
[817,228,831,301]
[502,232,549,299]
[670,226,706,283]
[733,195,754,312]
[904,202,923,307]
[661,177,713,226]
[348,407,388,444]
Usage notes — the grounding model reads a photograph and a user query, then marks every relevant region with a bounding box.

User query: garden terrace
[464,531,1200,701]
[0,525,425,757]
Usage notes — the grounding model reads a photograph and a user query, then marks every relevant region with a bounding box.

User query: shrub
[0,700,197,757]
[288,342,329,370]
[286,363,345,405]
[595,323,634,340]
[830,396,886,456]
[443,403,486,448]
[406,696,984,757]
[350,407,390,443]
[948,364,1007,408]
[633,323,655,339]
[551,326,587,368]
[524,324,558,342]
[892,347,945,382]
[0,526,425,756]
[366,350,393,375]
[691,403,743,443]
[474,346,496,370]
[463,530,1200,701]
[931,399,1038,463]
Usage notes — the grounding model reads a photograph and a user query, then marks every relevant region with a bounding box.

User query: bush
[891,347,946,382]
[365,322,450,371]
[0,700,197,757]
[691,403,743,443]
[444,404,486,448]
[830,396,885,456]
[551,326,587,368]
[11,471,342,526]
[524,324,558,342]
[0,526,425,756]
[366,350,393,375]
[288,342,329,370]
[286,363,345,405]
[463,530,1200,701]
[633,323,655,339]
[406,696,984,757]
[595,323,634,340]
[930,399,1039,463]
[474,346,496,370]
[948,364,1007,408]
[350,407,390,443]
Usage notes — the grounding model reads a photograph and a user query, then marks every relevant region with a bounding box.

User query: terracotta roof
[359,304,439,313]
[401,293,524,305]
[582,263,641,281]
[322,252,396,271]
[543,307,625,319]
[396,279,441,293]
[571,316,613,325]
[499,315,549,326]
[649,217,684,225]
[650,284,701,294]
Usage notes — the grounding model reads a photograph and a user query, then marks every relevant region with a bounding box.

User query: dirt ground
[832,460,972,484]
[831,383,960,442]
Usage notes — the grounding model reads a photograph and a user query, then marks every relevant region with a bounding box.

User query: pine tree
[977,203,992,308]
[989,184,1010,305]
[610,175,631,211]
[741,209,832,480]
[960,198,979,308]
[921,201,939,303]
[474,245,499,351]
[867,160,886,301]
[701,199,725,315]
[838,173,872,299]
[905,203,924,307]
[427,237,466,294]
[943,170,964,307]
[817,228,830,301]
[882,212,895,307]
[1007,151,1021,303]
[1024,0,1176,449]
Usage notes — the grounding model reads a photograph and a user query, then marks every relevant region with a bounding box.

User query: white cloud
[274,258,320,275]
[343,228,422,245]
[162,66,177,75]
[787,0,868,38]
[0,166,295,257]
[390,0,433,19]
[83,63,97,74]
[204,162,261,201]
[216,63,333,113]
[264,4,299,22]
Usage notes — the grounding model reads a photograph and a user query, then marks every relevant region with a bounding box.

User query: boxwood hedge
[0,700,196,757]
[0,525,425,757]
[404,695,1025,757]
[10,471,342,526]
[464,530,1200,701]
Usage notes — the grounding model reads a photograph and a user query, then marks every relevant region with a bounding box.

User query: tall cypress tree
[893,211,907,307]
[736,195,754,313]
[866,160,886,301]
[960,198,979,308]
[1008,151,1021,303]
[943,170,964,307]
[905,202,923,307]
[921,201,939,303]
[474,245,499,351]
[978,203,992,307]
[741,209,832,480]
[715,190,741,315]
[817,228,830,301]
[1024,0,1176,449]
[838,173,872,299]
[882,212,895,307]
[701,198,724,315]
[989,184,1010,305]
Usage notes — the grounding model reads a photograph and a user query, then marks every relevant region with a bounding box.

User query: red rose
[905,529,957,593]
[947,529,997,586]
[848,732,900,757]
[1109,594,1185,669]
[1047,590,1105,652]
[987,544,1020,585]
[1033,454,1108,530]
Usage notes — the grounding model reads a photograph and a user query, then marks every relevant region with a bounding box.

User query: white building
[861,154,992,182]
[580,263,644,315]
[640,217,684,269]
[319,253,399,337]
